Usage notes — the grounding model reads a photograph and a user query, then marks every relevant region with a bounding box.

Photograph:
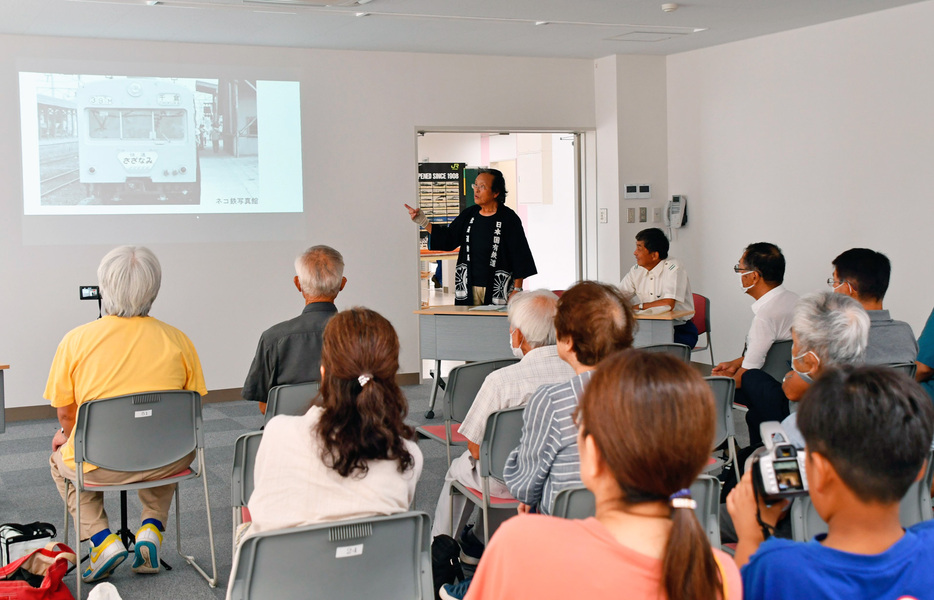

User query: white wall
[667,1,934,359]
[0,35,595,408]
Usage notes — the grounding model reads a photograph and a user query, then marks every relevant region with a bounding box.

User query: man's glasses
[472,183,489,191]
[733,264,754,274]
[827,278,848,289]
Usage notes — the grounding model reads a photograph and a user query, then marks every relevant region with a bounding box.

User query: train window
[123,110,152,140]
[87,109,120,139]
[154,110,186,140]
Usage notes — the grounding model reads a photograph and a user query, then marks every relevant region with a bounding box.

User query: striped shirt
[503,370,593,514]
[458,345,576,445]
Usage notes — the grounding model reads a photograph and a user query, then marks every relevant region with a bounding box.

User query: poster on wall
[417,162,466,225]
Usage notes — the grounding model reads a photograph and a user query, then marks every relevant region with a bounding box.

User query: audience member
[619,227,697,347]
[241,245,346,414]
[245,307,422,535]
[830,248,917,364]
[458,350,741,600]
[713,242,798,447]
[727,365,934,599]
[431,290,574,552]
[46,246,207,582]
[503,281,634,516]
[915,305,934,402]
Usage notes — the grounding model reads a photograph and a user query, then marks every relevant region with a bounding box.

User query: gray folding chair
[63,390,217,597]
[641,343,692,363]
[264,381,320,425]
[887,362,918,378]
[761,339,794,383]
[703,376,739,484]
[231,431,263,552]
[551,486,595,520]
[415,358,520,467]
[691,293,715,364]
[551,476,721,548]
[691,475,722,549]
[791,451,934,541]
[228,511,432,600]
[450,406,524,543]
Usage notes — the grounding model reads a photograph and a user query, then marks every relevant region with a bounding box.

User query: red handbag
[0,542,76,600]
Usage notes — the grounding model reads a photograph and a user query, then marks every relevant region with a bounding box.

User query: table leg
[426,359,441,419]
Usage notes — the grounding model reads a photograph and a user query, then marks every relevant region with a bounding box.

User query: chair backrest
[552,477,722,547]
[479,406,526,481]
[690,475,722,549]
[551,486,596,520]
[791,450,934,542]
[691,293,710,336]
[229,511,432,600]
[887,362,918,378]
[705,376,736,450]
[74,390,201,473]
[265,381,320,424]
[760,339,794,383]
[641,343,692,363]
[231,431,264,509]
[445,358,521,423]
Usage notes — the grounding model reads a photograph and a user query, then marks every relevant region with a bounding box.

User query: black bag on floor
[431,534,464,600]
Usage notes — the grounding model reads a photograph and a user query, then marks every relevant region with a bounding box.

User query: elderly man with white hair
[431,289,575,548]
[46,245,207,583]
[242,245,346,414]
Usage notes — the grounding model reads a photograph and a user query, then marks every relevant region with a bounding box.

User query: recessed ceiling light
[355,11,369,16]
[534,21,549,26]
[661,3,679,12]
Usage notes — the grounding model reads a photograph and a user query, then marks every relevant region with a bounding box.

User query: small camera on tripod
[749,421,809,504]
[79,286,101,300]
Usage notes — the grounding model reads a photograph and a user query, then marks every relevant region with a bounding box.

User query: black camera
[749,421,809,503]
[79,285,101,300]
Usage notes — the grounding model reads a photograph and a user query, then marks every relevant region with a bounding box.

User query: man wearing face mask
[713,243,798,448]
[431,290,574,544]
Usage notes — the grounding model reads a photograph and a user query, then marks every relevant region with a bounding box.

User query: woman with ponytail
[245,307,423,536]
[463,349,741,600]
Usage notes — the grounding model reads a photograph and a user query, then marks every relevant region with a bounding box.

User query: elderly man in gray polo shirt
[242,245,346,414]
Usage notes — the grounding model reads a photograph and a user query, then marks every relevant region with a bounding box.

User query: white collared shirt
[619,258,694,318]
[742,285,799,369]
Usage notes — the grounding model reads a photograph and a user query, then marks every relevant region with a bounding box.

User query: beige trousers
[472,286,487,306]
[50,449,195,540]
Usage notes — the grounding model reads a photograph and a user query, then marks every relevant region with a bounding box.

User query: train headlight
[89,167,95,174]
[180,167,187,174]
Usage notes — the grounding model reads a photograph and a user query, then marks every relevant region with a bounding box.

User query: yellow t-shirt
[45,315,208,472]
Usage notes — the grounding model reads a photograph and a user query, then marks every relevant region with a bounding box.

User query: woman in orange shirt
[459,349,741,600]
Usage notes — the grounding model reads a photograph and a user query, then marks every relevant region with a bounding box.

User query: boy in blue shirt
[727,365,934,600]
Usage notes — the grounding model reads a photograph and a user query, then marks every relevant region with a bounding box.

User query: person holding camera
[727,365,934,598]
[461,350,741,600]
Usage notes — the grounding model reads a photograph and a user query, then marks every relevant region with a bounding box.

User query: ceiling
[0,0,925,59]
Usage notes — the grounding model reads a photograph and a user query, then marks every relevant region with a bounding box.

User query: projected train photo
[77,78,201,204]
[26,74,278,210]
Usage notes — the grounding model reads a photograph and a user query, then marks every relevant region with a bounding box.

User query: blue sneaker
[83,533,128,583]
[131,523,163,574]
[440,578,472,600]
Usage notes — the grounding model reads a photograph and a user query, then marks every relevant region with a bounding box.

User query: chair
[791,451,934,542]
[264,381,320,425]
[691,293,714,364]
[415,358,520,467]
[551,476,722,548]
[551,486,596,520]
[760,339,794,383]
[703,376,739,484]
[228,511,432,600]
[887,362,918,378]
[231,431,263,552]
[641,343,692,363]
[450,406,525,543]
[63,390,217,597]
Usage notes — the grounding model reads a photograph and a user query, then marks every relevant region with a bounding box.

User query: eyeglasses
[733,264,755,274]
[826,278,848,289]
[471,183,489,191]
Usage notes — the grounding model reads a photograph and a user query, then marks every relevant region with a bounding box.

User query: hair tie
[357,374,372,387]
[669,488,696,510]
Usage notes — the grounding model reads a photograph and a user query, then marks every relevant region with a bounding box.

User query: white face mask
[509,330,524,358]
[791,350,819,384]
[737,270,755,292]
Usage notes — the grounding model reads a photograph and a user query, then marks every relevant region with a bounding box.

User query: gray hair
[793,291,870,367]
[507,289,560,349]
[294,245,344,298]
[98,246,162,317]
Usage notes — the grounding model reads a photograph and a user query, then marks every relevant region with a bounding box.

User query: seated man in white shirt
[619,227,697,347]
[712,242,798,447]
[430,289,575,552]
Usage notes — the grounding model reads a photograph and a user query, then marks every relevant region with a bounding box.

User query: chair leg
[75,484,82,600]
[728,436,740,485]
[176,453,218,587]
[63,480,70,546]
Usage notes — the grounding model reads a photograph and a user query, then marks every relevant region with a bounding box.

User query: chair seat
[83,467,195,489]
[461,486,519,506]
[416,424,468,445]
[241,507,252,523]
[703,456,723,473]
